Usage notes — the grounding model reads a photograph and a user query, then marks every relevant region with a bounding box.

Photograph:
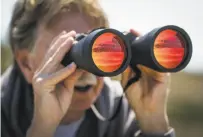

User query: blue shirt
[54,115,84,137]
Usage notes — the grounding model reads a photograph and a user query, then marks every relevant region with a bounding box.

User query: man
[1,0,175,137]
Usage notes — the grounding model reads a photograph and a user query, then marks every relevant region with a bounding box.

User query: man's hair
[9,0,109,52]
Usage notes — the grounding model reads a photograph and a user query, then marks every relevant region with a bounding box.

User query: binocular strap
[91,66,142,121]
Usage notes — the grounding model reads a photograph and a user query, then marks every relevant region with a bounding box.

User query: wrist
[26,117,58,137]
[138,112,170,134]
[137,128,175,137]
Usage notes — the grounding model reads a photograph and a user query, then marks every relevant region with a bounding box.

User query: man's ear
[15,49,34,84]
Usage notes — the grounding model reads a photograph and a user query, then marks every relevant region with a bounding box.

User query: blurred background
[1,0,203,137]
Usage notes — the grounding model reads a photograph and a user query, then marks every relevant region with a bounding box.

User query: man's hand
[121,29,171,134]
[27,31,83,137]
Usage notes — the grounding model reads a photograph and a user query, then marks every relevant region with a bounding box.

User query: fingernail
[63,32,76,38]
[69,62,76,68]
[68,30,76,35]
[70,30,76,33]
[69,37,74,42]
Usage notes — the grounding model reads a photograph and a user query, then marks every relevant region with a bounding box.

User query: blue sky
[1,0,203,74]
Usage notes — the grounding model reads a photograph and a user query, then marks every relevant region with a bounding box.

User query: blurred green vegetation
[1,45,203,137]
[1,44,13,74]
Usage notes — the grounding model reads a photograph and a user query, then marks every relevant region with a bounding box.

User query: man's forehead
[41,11,93,35]
[34,12,93,52]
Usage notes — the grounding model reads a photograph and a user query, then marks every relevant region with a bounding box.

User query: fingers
[137,64,169,83]
[45,62,77,85]
[48,31,66,49]
[57,69,84,109]
[36,31,76,75]
[43,37,74,73]
[64,69,84,88]
[130,29,141,37]
[52,37,74,63]
[121,66,133,88]
[47,30,76,58]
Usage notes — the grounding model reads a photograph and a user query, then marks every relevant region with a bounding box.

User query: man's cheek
[30,56,40,72]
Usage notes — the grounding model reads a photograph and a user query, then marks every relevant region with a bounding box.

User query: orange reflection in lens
[92,33,125,72]
[154,29,185,69]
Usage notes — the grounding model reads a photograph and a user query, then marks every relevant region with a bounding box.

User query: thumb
[137,64,169,83]
[65,69,84,89]
[121,66,133,88]
[59,69,84,105]
[130,29,141,37]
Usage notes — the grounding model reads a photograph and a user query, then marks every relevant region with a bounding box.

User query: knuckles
[32,74,47,87]
[32,74,56,94]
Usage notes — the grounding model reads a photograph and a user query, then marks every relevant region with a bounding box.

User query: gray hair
[9,0,109,52]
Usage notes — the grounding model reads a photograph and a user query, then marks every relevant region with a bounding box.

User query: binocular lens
[92,33,126,72]
[153,29,186,69]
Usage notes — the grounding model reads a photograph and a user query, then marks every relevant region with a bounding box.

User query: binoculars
[61,25,192,76]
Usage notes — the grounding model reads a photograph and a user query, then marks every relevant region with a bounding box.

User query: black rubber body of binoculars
[61,25,193,76]
[127,25,192,73]
[61,28,131,76]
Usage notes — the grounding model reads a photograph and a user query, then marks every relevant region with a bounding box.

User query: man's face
[29,11,104,112]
